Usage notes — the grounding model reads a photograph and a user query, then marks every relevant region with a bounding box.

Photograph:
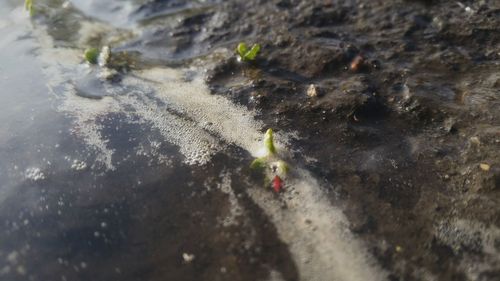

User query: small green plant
[24,0,34,16]
[84,48,100,64]
[263,128,276,155]
[236,42,261,61]
[250,157,266,170]
[250,129,290,193]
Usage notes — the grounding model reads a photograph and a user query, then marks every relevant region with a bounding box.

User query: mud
[202,1,500,280]
[0,0,499,281]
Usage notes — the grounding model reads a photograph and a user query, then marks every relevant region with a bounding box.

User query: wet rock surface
[199,0,500,279]
[0,0,499,281]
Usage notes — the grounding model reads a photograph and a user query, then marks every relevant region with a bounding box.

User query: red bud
[272,175,283,193]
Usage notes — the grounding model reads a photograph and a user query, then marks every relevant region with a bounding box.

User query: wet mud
[0,0,499,281]
[203,1,500,280]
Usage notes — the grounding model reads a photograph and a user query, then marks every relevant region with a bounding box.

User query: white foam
[124,68,265,156]
[247,170,387,281]
[119,94,221,165]
[70,159,87,171]
[25,168,45,181]
[215,172,244,227]
[435,219,500,280]
[32,26,119,170]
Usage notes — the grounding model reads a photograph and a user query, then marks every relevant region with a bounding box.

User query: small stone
[182,253,195,263]
[307,84,319,98]
[350,55,364,71]
[395,245,403,253]
[469,136,480,146]
[479,163,490,171]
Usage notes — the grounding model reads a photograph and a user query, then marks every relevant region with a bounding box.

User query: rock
[306,84,319,98]
[182,253,195,263]
[480,163,490,171]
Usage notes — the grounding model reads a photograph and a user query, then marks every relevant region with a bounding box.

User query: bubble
[25,168,45,181]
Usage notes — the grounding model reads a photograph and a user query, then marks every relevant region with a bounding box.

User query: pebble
[307,84,319,98]
[182,253,195,263]
[479,163,490,171]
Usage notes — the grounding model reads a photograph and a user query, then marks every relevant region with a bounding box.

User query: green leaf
[25,0,34,16]
[264,128,276,155]
[244,44,261,61]
[250,158,266,170]
[84,48,100,64]
[237,42,248,58]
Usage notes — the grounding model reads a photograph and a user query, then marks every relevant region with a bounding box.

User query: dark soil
[148,0,500,280]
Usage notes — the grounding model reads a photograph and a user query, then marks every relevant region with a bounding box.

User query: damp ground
[0,1,499,281]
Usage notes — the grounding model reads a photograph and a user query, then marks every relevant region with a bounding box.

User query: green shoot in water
[249,129,290,193]
[264,128,276,155]
[250,158,266,170]
[236,42,261,61]
[24,0,34,16]
[276,160,289,175]
[84,48,100,64]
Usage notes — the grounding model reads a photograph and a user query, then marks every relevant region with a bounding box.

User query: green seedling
[25,0,34,16]
[250,157,266,170]
[264,128,276,155]
[250,129,290,193]
[275,160,289,175]
[84,48,100,64]
[236,42,261,61]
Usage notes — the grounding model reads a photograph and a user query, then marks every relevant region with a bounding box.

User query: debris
[307,84,319,98]
[479,163,490,171]
[469,136,480,146]
[350,55,364,71]
[182,253,195,263]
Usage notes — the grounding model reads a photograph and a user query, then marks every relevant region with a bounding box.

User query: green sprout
[236,42,261,61]
[263,128,276,155]
[84,48,100,64]
[276,160,289,175]
[24,0,34,16]
[250,157,266,170]
[250,129,291,193]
